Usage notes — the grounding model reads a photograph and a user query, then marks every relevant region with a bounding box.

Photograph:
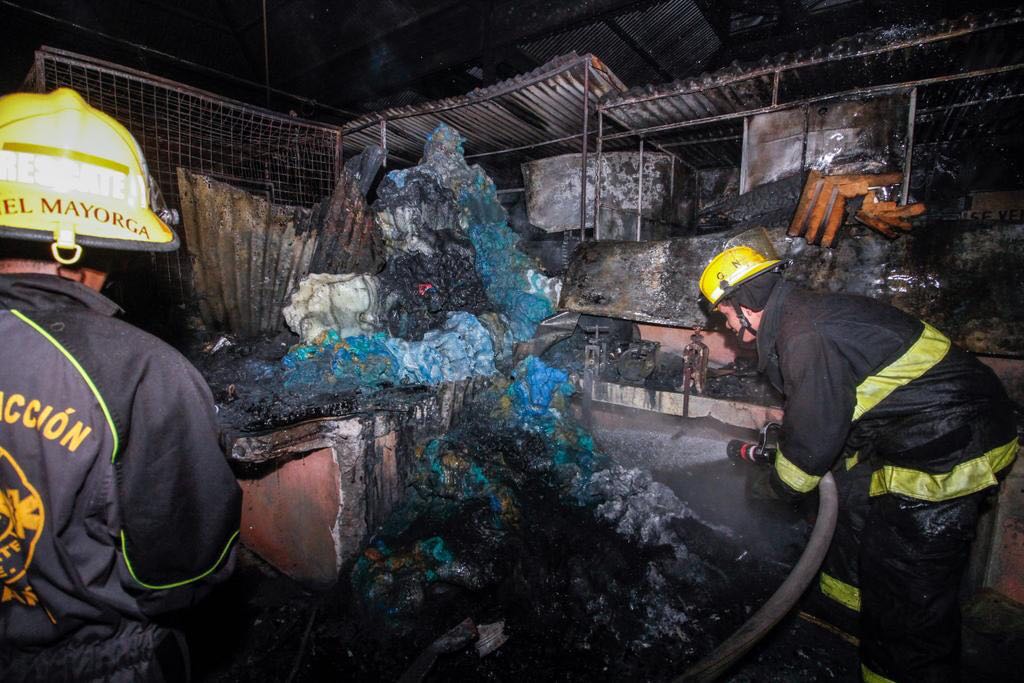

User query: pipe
[677,471,839,683]
[636,138,644,241]
[579,62,591,242]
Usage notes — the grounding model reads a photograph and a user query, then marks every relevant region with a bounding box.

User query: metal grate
[26,47,343,309]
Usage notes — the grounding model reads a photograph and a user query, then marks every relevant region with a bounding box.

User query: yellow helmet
[699,245,782,305]
[0,88,178,265]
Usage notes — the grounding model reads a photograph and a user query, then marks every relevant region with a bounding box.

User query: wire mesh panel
[28,47,342,311]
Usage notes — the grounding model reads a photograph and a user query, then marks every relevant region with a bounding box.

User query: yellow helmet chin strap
[51,229,83,266]
[731,298,757,339]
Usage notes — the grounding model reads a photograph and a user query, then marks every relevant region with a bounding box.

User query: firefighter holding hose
[0,88,240,680]
[699,241,1018,682]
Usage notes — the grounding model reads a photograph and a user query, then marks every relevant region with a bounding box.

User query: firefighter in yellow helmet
[0,89,240,681]
[699,244,1018,682]
[0,87,179,263]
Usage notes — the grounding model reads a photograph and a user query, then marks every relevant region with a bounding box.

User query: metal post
[22,50,45,92]
[800,105,810,174]
[334,131,344,184]
[901,88,917,206]
[637,138,644,241]
[739,116,749,194]
[380,119,388,169]
[669,154,676,214]
[261,0,270,107]
[579,63,591,242]
[692,168,700,232]
[595,108,604,240]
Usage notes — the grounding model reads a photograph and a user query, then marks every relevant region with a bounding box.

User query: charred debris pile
[207,356,798,680]
[188,125,800,679]
[190,123,561,434]
[188,123,767,436]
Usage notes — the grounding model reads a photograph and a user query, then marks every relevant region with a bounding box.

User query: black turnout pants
[815,461,984,683]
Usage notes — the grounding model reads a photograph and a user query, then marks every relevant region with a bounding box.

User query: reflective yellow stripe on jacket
[869,438,1019,502]
[775,450,821,493]
[772,324,949,495]
[773,322,1016,500]
[852,322,949,421]
[852,322,1015,501]
[861,664,898,683]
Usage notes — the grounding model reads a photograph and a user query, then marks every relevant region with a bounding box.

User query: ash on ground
[184,362,852,681]
[191,416,801,681]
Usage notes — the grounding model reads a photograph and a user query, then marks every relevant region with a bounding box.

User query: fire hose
[676,470,839,682]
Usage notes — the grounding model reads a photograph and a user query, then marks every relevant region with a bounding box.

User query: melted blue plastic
[425,123,557,342]
[282,312,497,390]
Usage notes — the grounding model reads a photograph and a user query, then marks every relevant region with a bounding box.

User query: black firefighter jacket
[756,280,1018,501]
[0,274,241,652]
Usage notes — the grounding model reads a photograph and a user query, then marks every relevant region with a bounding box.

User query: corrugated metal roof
[339,5,1024,172]
[341,53,627,166]
[600,7,1024,152]
[517,0,721,87]
[520,22,652,87]
[358,89,427,114]
[614,0,720,77]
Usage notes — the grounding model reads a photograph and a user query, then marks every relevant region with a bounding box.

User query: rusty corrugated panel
[521,23,649,86]
[615,0,720,77]
[604,9,1024,109]
[178,169,318,336]
[178,168,383,335]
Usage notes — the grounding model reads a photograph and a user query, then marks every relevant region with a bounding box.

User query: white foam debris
[283,272,381,343]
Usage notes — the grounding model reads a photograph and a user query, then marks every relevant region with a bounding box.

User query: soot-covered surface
[183,388,859,682]
[186,333,448,436]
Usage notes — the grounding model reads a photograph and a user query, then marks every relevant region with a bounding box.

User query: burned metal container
[523,151,692,239]
[741,93,910,192]
[560,236,723,327]
[561,224,1024,356]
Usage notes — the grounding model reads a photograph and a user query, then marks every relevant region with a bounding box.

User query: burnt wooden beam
[214,0,262,80]
[604,17,675,81]
[692,0,732,44]
[288,0,663,105]
[776,0,809,34]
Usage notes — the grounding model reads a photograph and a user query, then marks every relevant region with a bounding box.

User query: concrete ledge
[591,380,783,431]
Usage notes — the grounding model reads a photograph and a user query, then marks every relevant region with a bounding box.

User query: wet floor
[585,404,860,681]
[185,401,860,682]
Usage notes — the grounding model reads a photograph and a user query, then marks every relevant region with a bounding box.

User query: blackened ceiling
[1,1,1018,125]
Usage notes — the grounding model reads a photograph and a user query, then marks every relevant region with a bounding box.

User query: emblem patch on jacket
[0,445,46,611]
